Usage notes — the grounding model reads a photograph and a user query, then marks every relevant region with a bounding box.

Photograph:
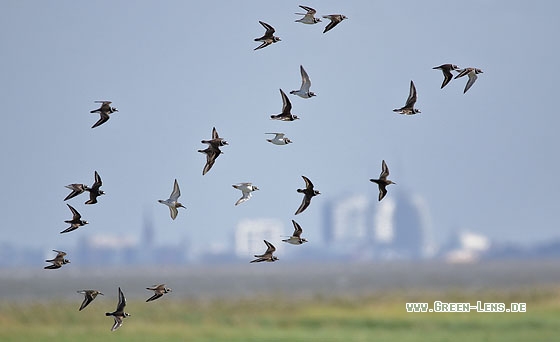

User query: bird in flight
[254,21,281,50]
[295,175,321,215]
[90,101,118,129]
[105,287,131,331]
[250,240,279,263]
[393,80,421,115]
[158,179,186,220]
[370,160,396,201]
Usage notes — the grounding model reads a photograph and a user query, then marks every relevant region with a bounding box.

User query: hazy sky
[1,1,559,255]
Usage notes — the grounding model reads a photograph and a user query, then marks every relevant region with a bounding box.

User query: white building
[234,218,284,258]
[375,192,433,259]
[323,194,371,246]
[445,231,491,264]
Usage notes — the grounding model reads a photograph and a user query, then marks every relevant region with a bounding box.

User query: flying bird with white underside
[105,287,130,331]
[158,179,186,220]
[290,65,316,98]
[282,220,308,245]
[266,132,292,145]
[232,183,259,206]
[454,67,483,93]
[295,5,321,24]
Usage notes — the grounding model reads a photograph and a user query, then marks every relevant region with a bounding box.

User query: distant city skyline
[3,184,560,268]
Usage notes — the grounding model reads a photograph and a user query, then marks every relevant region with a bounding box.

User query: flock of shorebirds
[42,5,483,332]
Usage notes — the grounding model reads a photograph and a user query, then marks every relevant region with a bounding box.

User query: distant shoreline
[2,260,560,301]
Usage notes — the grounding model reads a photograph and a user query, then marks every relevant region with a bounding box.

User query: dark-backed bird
[250,240,279,263]
[322,14,347,33]
[90,101,118,129]
[105,287,130,331]
[370,160,396,201]
[60,204,88,234]
[44,250,70,269]
[433,64,460,89]
[295,175,320,215]
[271,89,299,121]
[393,80,421,115]
[282,220,308,245]
[64,171,105,204]
[199,127,227,175]
[254,21,281,50]
[85,171,105,204]
[145,284,172,302]
[77,290,103,311]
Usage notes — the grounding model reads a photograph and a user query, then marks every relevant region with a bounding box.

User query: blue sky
[1,1,559,254]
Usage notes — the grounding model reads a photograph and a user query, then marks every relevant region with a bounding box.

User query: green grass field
[1,287,559,341]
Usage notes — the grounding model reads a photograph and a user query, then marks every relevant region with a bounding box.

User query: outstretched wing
[116,287,126,312]
[380,160,390,179]
[64,184,87,201]
[211,127,219,140]
[146,293,163,302]
[295,195,311,215]
[404,80,417,108]
[67,204,81,220]
[170,179,181,201]
[259,21,275,36]
[264,240,276,254]
[299,5,316,15]
[291,220,303,238]
[235,190,252,206]
[111,316,123,331]
[464,72,478,93]
[299,65,311,93]
[79,292,94,311]
[301,175,314,191]
[280,89,292,114]
[92,112,110,128]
